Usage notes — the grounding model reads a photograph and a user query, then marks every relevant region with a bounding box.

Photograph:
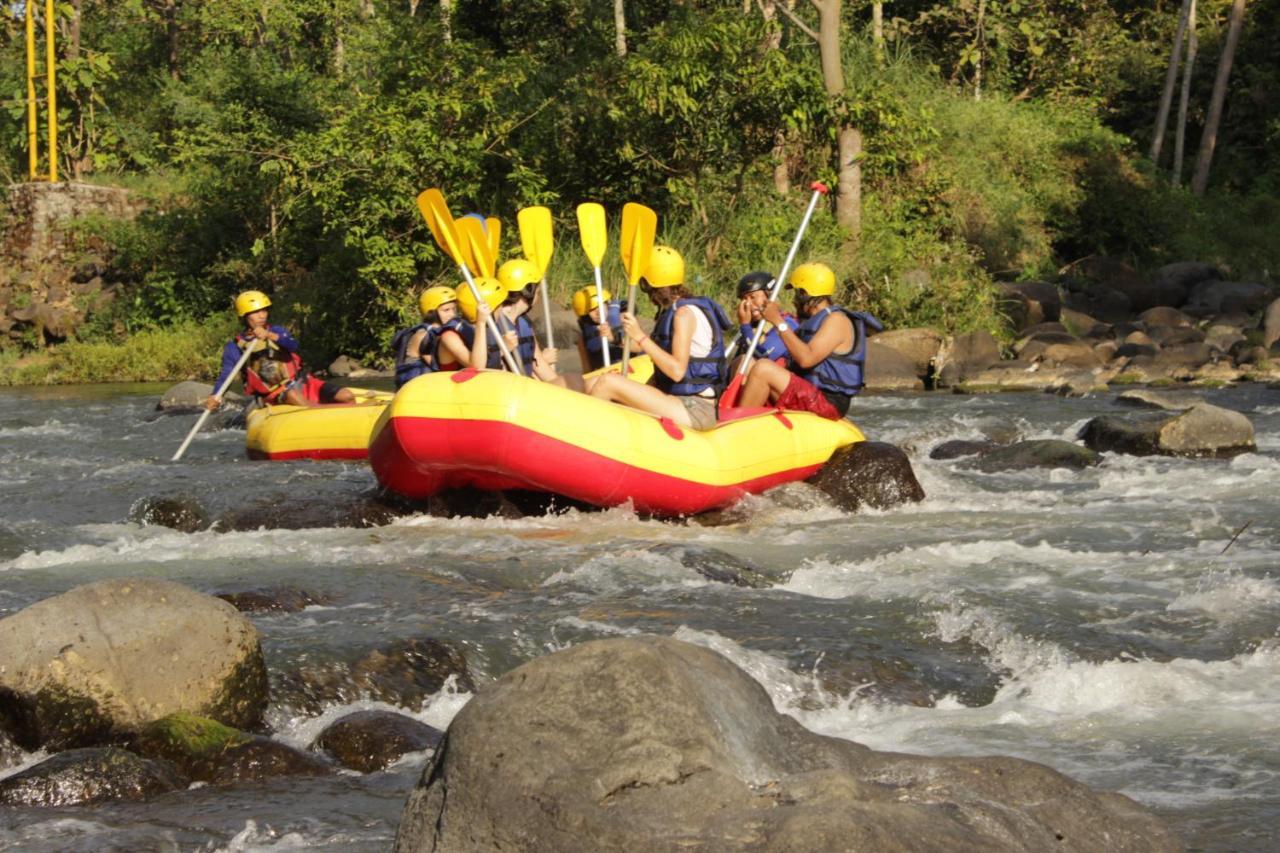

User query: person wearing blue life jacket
[490,259,559,378]
[731,270,796,369]
[573,285,624,372]
[589,246,732,431]
[457,277,513,369]
[391,285,459,389]
[204,290,355,411]
[739,262,883,419]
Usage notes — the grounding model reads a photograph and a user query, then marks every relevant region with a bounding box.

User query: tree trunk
[409,0,419,16]
[614,0,627,56]
[815,0,860,238]
[1150,0,1193,164]
[166,0,180,80]
[440,0,453,43]
[1191,0,1247,195]
[1172,0,1197,187]
[974,0,986,101]
[66,0,82,60]
[872,2,883,64]
[759,1,790,194]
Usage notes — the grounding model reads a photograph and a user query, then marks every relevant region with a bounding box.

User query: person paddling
[738,263,882,419]
[573,285,624,372]
[589,246,732,430]
[391,285,458,389]
[205,290,355,411]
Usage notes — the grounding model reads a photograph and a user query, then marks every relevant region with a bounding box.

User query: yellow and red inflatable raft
[369,369,865,516]
[245,389,393,460]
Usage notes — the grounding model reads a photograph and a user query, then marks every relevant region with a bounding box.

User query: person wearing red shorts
[738,263,882,419]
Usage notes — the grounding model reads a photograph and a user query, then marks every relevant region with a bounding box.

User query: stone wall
[0,182,145,345]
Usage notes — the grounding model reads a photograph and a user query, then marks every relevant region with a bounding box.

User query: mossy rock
[133,712,329,784]
[1109,372,1144,385]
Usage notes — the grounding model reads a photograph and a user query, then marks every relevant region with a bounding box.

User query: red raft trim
[369,415,825,516]
[248,447,369,461]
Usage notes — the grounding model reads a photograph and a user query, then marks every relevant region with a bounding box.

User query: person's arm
[763,302,850,369]
[625,305,694,382]
[268,325,298,351]
[577,338,590,369]
[470,308,491,368]
[439,329,471,366]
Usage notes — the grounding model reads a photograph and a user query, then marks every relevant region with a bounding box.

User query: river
[0,382,1277,851]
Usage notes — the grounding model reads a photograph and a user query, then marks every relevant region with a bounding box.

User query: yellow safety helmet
[572,286,612,317]
[787,262,836,298]
[456,278,508,323]
[497,259,540,295]
[419,285,458,317]
[641,246,684,288]
[234,290,272,317]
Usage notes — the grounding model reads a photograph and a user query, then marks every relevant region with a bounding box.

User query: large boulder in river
[808,441,925,512]
[864,340,924,391]
[395,636,1179,853]
[1150,261,1219,308]
[935,329,1001,387]
[1264,298,1280,350]
[1185,280,1274,315]
[0,579,269,750]
[0,747,183,807]
[157,380,214,410]
[313,710,443,773]
[968,439,1101,472]
[133,712,331,784]
[868,328,942,377]
[1079,403,1255,458]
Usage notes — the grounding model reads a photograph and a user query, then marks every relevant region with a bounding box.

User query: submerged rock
[313,710,442,773]
[0,748,183,807]
[157,380,213,410]
[128,494,210,532]
[133,713,331,784]
[1080,403,1256,458]
[215,494,407,530]
[1117,388,1201,411]
[968,439,1101,472]
[647,543,773,588]
[929,439,998,460]
[808,441,925,512]
[215,587,333,613]
[280,637,475,714]
[0,578,268,750]
[395,636,1179,853]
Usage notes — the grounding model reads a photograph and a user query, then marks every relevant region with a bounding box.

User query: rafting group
[180,186,876,515]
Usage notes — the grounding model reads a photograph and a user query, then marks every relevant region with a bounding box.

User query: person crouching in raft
[391,285,458,389]
[738,262,882,419]
[205,290,355,411]
[573,285,624,372]
[731,270,794,373]
[589,246,732,430]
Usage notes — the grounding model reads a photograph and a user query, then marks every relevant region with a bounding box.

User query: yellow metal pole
[44,0,58,183]
[26,1,38,180]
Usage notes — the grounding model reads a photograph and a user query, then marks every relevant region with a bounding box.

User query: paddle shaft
[735,183,828,378]
[539,277,554,348]
[619,282,638,377]
[172,336,260,461]
[593,266,610,368]
[459,263,521,374]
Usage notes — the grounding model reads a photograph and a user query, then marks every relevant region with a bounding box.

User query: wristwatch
[776,321,790,334]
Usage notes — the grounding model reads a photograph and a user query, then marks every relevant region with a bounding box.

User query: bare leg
[590,374,692,426]
[280,388,309,407]
[740,359,792,408]
[333,387,356,404]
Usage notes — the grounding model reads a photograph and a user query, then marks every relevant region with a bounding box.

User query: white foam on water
[671,626,827,716]
[542,548,711,591]
[216,819,341,851]
[1167,568,1280,618]
[0,419,81,439]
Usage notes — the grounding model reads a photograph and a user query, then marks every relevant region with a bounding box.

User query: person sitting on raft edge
[391,285,459,389]
[574,284,624,372]
[589,245,733,430]
[495,258,558,378]
[205,290,355,411]
[731,270,794,371]
[738,262,882,419]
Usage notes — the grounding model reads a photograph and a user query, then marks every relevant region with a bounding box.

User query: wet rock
[868,328,943,377]
[282,637,476,714]
[423,487,527,520]
[1117,389,1201,411]
[953,361,1070,392]
[215,587,333,613]
[1039,340,1103,369]
[0,747,183,807]
[1080,403,1256,458]
[1123,330,1155,346]
[935,330,1000,387]
[967,439,1100,472]
[1114,342,1158,360]
[929,439,998,460]
[313,710,442,773]
[1148,325,1204,347]
[157,380,212,410]
[809,441,925,512]
[1138,306,1193,329]
[0,729,24,771]
[128,494,209,533]
[1151,261,1219,307]
[1048,371,1112,397]
[1189,361,1244,385]
[1186,280,1274,315]
[1059,307,1106,338]
[215,494,407,530]
[133,713,331,784]
[0,579,268,750]
[864,340,924,391]
[1153,341,1212,369]
[1265,298,1280,350]
[395,636,1179,853]
[647,543,772,588]
[1092,340,1118,363]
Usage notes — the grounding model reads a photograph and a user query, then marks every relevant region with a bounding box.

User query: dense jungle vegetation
[2,0,1278,372]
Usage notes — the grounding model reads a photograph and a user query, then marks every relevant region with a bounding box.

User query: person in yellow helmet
[458,277,522,371]
[205,290,356,410]
[589,246,733,430]
[493,258,557,377]
[392,285,460,389]
[739,262,883,419]
[573,284,624,372]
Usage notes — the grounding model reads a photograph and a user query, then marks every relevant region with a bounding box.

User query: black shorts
[318,381,345,404]
[821,389,852,417]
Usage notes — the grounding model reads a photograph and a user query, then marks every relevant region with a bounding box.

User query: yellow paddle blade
[620,202,657,286]
[458,216,495,278]
[416,188,467,268]
[517,206,554,277]
[576,202,607,268]
[485,217,502,264]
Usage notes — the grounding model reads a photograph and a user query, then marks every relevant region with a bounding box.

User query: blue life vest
[392,322,438,389]
[486,313,537,375]
[737,313,795,361]
[651,296,732,397]
[795,306,883,397]
[430,318,473,371]
[578,301,623,371]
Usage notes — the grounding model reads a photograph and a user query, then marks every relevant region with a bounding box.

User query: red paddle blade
[719,373,745,413]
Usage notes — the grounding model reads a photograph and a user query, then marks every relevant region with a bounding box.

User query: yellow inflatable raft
[369,369,865,515]
[245,389,393,460]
